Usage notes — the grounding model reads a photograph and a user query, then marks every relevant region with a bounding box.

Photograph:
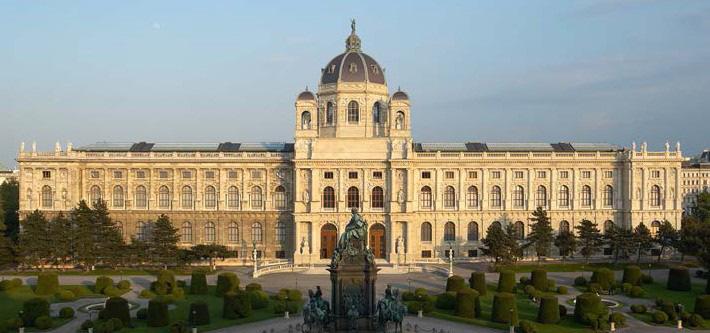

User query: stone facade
[681,150,710,216]
[16,24,692,265]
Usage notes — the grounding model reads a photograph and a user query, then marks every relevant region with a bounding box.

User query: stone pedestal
[328,259,379,332]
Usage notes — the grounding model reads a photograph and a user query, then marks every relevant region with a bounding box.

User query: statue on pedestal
[376,285,406,332]
[331,208,375,268]
[303,286,330,332]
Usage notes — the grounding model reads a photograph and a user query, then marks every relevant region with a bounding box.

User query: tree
[575,219,603,263]
[186,244,231,269]
[694,192,710,223]
[503,223,523,263]
[677,216,701,261]
[71,200,97,269]
[47,213,72,268]
[18,210,50,268]
[481,223,508,263]
[525,207,555,262]
[632,223,653,263]
[92,200,124,268]
[0,179,19,240]
[604,226,633,264]
[654,220,678,262]
[150,214,179,268]
[554,229,577,260]
[0,205,16,268]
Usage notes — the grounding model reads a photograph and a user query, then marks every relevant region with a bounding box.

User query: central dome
[320,21,386,85]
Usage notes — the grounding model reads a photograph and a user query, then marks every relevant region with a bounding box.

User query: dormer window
[349,62,358,73]
[370,64,379,74]
[328,64,336,73]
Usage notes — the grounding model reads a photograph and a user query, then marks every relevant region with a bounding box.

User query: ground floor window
[275,250,286,259]
[421,250,432,258]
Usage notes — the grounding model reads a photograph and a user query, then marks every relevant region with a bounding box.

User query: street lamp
[509,308,514,333]
[18,310,24,333]
[448,242,454,278]
[191,309,197,333]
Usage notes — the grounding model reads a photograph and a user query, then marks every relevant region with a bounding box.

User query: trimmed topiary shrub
[454,288,478,318]
[695,295,710,319]
[498,270,516,293]
[139,289,156,299]
[492,292,518,324]
[34,315,52,330]
[110,317,124,331]
[610,312,625,326]
[531,269,548,292]
[169,321,189,333]
[56,289,76,301]
[117,280,131,290]
[640,274,654,284]
[287,289,302,302]
[469,272,487,296]
[667,266,691,291]
[80,319,94,330]
[574,276,587,287]
[216,273,239,297]
[517,320,537,333]
[136,308,148,320]
[104,297,131,325]
[630,304,647,314]
[573,293,607,325]
[622,265,642,286]
[190,272,208,295]
[446,275,466,292]
[407,301,421,314]
[557,286,568,294]
[590,268,614,291]
[658,299,677,321]
[223,291,252,319]
[652,310,668,324]
[524,285,536,297]
[21,297,50,327]
[401,291,415,301]
[558,305,567,317]
[436,291,457,310]
[587,282,601,293]
[629,286,645,298]
[59,306,75,319]
[188,301,210,325]
[0,278,23,291]
[248,290,269,309]
[546,279,556,292]
[95,276,114,294]
[172,287,185,300]
[689,313,704,327]
[153,270,176,295]
[537,296,560,324]
[245,283,262,292]
[104,286,123,297]
[148,298,170,327]
[35,272,59,296]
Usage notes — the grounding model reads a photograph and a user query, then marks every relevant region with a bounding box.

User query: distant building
[681,150,710,215]
[0,163,18,185]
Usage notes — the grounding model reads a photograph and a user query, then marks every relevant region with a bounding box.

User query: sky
[1,0,709,168]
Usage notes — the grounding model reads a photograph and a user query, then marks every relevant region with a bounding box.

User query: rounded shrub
[531,269,548,291]
[172,287,185,300]
[56,289,76,301]
[190,272,208,295]
[188,301,210,325]
[630,304,647,314]
[629,286,645,298]
[694,295,710,319]
[245,282,262,292]
[0,278,23,291]
[215,272,239,297]
[401,291,415,301]
[287,289,302,302]
[139,289,156,299]
[153,270,176,295]
[117,280,131,290]
[104,297,131,325]
[59,306,75,319]
[110,317,124,331]
[34,315,52,330]
[446,275,466,292]
[537,296,560,324]
[136,308,148,320]
[35,272,59,296]
[248,290,269,309]
[469,272,487,296]
[524,285,536,297]
[80,319,94,330]
[546,279,556,292]
[689,313,704,327]
[652,310,668,324]
[557,286,568,295]
[104,286,123,297]
[498,270,516,293]
[622,265,642,286]
[667,266,691,291]
[223,291,252,319]
[435,291,457,310]
[407,301,421,314]
[574,276,587,287]
[610,312,625,326]
[21,297,50,327]
[590,268,615,291]
[148,298,170,327]
[640,274,654,284]
[573,293,607,325]
[587,282,601,293]
[95,276,114,294]
[558,305,568,317]
[454,288,478,318]
[658,299,678,321]
[517,320,537,333]
[492,292,518,324]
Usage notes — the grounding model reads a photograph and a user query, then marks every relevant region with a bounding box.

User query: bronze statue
[337,208,368,251]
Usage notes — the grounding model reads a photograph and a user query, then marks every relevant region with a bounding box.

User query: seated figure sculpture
[331,208,374,267]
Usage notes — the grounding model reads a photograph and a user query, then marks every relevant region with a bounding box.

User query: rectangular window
[445,171,455,179]
[582,171,592,179]
[468,171,478,179]
[468,250,478,257]
[159,170,169,179]
[348,171,358,179]
[136,170,146,179]
[182,171,192,179]
[251,170,262,179]
[559,171,569,179]
[421,250,432,258]
[228,170,238,179]
[604,170,613,178]
[42,171,51,179]
[651,170,661,178]
[372,171,383,179]
[421,171,431,179]
[275,250,286,259]
[205,171,215,179]
[537,171,546,179]
[324,171,334,179]
[514,171,524,179]
[90,170,100,179]
[491,171,501,179]
[113,171,123,179]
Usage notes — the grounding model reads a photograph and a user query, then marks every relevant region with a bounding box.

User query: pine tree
[0,201,16,268]
[632,223,653,263]
[575,219,603,263]
[525,207,555,262]
[0,179,20,240]
[150,214,179,268]
[554,230,577,260]
[604,225,633,264]
[18,210,50,268]
[654,220,678,262]
[694,192,710,223]
[481,223,508,263]
[48,213,73,268]
[92,200,124,268]
[503,223,523,263]
[71,200,96,269]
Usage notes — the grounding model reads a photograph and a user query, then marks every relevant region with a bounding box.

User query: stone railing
[413,150,629,160]
[19,150,293,161]
[252,261,309,278]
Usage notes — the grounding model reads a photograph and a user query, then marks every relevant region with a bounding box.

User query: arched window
[491,221,502,229]
[347,187,359,209]
[603,220,614,234]
[136,221,148,241]
[301,111,311,129]
[322,186,336,209]
[227,186,240,209]
[395,111,405,130]
[490,186,502,208]
[204,222,216,243]
[444,222,456,242]
[581,185,592,207]
[467,221,479,241]
[603,185,614,207]
[558,185,570,207]
[373,102,383,124]
[326,102,335,125]
[651,220,661,236]
[181,186,193,209]
[421,222,432,242]
[250,186,263,209]
[650,185,661,207]
[514,221,525,240]
[371,186,384,208]
[204,186,216,208]
[559,220,570,235]
[513,185,525,208]
[41,185,53,208]
[466,186,479,208]
[273,186,287,209]
[420,186,432,208]
[181,222,192,243]
[158,186,170,208]
[90,185,102,205]
[112,185,124,208]
[275,222,287,242]
[252,222,263,244]
[228,222,239,243]
[347,101,359,123]
[536,185,547,208]
[135,185,147,209]
[444,186,456,208]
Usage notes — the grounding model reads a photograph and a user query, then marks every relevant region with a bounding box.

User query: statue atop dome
[346,19,361,52]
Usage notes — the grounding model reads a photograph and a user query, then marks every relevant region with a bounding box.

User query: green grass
[494,262,672,273]
[626,282,710,329]
[0,285,98,331]
[0,267,216,276]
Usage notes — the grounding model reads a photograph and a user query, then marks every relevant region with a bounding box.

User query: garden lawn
[0,284,99,330]
[629,282,710,329]
[0,267,216,276]
[495,262,671,273]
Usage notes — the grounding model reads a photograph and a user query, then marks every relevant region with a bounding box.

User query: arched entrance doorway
[320,224,337,259]
[369,223,386,259]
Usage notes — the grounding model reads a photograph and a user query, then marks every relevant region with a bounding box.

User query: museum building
[16,24,685,265]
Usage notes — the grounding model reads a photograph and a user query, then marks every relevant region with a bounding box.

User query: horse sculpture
[376,285,407,333]
[303,286,330,333]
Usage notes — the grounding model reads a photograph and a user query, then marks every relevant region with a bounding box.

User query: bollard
[417,309,423,318]
[285,311,289,319]
[611,322,615,332]
[88,328,93,333]
[192,328,197,333]
[678,320,683,329]
[19,328,25,333]
[509,324,514,333]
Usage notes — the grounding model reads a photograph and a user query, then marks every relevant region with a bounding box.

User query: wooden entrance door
[320,224,337,259]
[369,224,386,259]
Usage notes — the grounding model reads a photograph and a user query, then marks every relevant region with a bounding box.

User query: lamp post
[677,303,684,330]
[18,310,24,333]
[509,308,514,333]
[191,309,197,333]
[448,243,454,277]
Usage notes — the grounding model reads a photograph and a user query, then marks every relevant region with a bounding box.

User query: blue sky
[1,0,709,167]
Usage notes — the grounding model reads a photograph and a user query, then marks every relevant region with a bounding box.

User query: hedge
[630,304,647,314]
[622,265,642,286]
[246,283,262,292]
[104,297,131,325]
[117,280,131,290]
[652,310,668,324]
[188,301,210,325]
[557,286,568,295]
[446,275,466,293]
[0,278,22,291]
[95,276,114,294]
[573,293,607,325]
[667,266,691,291]
[531,269,548,292]
[154,270,176,295]
[689,313,705,327]
[248,290,270,309]
[435,291,457,310]
[59,307,75,319]
[56,289,76,301]
[537,296,560,324]
[658,299,677,321]
[104,286,123,297]
[469,272,487,296]
[518,319,537,333]
[35,272,59,296]
[610,312,625,326]
[22,297,50,327]
[190,272,208,295]
[216,273,240,297]
[574,276,587,286]
[695,295,710,319]
[454,288,478,318]
[148,299,170,327]
[558,305,567,317]
[136,308,148,320]
[492,292,518,324]
[629,286,645,298]
[223,291,252,319]
[34,315,52,330]
[498,270,516,293]
[590,268,614,291]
